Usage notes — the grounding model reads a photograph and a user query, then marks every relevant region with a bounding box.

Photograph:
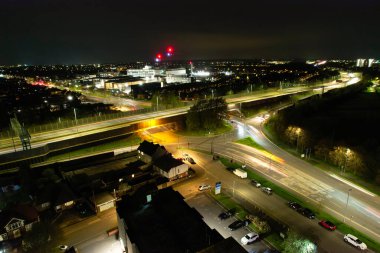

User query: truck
[233,168,247,179]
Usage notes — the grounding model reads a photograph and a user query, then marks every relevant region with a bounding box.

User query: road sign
[215,181,222,195]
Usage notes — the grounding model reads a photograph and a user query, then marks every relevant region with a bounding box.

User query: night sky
[1,0,379,64]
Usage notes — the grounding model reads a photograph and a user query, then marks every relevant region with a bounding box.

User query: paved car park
[186,193,270,253]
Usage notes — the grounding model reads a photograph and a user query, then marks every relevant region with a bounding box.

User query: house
[137,140,168,164]
[116,186,246,253]
[0,204,39,242]
[34,184,54,212]
[153,154,189,181]
[34,183,77,213]
[53,183,77,212]
[92,192,116,213]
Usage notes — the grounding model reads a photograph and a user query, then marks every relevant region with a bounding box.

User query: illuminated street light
[67,95,73,101]
[296,128,302,152]
[343,148,351,173]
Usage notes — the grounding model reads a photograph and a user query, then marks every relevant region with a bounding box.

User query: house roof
[197,236,247,253]
[137,140,167,157]
[54,183,77,206]
[12,204,39,222]
[154,155,185,172]
[0,204,39,234]
[117,187,224,253]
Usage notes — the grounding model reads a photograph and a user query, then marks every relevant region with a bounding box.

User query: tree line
[267,82,380,184]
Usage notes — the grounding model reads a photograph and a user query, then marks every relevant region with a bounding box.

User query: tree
[185,98,228,131]
[151,91,181,110]
[22,221,61,253]
[282,230,317,253]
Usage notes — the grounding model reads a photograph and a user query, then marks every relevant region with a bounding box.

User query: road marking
[88,219,101,225]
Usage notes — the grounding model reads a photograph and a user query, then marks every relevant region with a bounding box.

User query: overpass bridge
[0,74,361,168]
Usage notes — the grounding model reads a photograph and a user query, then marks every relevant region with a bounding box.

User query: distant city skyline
[0,0,379,65]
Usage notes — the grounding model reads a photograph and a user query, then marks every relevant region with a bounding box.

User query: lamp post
[296,128,301,152]
[343,148,351,174]
[344,188,352,222]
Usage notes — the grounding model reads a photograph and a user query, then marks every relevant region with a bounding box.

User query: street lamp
[344,188,352,222]
[296,128,301,152]
[343,148,351,173]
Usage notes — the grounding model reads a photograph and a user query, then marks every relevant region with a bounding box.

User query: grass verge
[235,137,266,151]
[177,123,233,136]
[46,135,141,162]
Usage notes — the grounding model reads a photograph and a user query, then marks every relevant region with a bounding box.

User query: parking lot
[186,193,270,253]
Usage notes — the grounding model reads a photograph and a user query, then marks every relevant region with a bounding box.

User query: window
[8,221,22,231]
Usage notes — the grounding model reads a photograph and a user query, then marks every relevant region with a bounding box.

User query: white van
[233,168,247,178]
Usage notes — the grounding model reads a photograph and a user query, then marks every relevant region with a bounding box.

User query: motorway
[0,73,358,155]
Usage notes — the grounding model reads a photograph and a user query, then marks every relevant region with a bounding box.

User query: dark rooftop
[117,187,226,253]
[137,140,166,157]
[154,154,185,172]
[197,237,247,253]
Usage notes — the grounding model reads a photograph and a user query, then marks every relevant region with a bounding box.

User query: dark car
[250,179,261,188]
[65,246,79,253]
[75,202,94,217]
[228,219,251,231]
[261,187,272,195]
[226,167,235,172]
[187,157,196,164]
[319,220,336,231]
[298,208,315,219]
[218,208,236,220]
[288,202,301,211]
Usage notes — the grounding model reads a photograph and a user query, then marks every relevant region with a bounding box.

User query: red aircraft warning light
[155,53,163,62]
[166,46,174,57]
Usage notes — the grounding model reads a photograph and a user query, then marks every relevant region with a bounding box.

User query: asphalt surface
[159,118,380,245]
[170,148,372,253]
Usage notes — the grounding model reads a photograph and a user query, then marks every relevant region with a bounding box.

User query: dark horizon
[1,0,379,65]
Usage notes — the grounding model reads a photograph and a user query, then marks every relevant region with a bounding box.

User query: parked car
[288,201,301,211]
[344,234,367,250]
[318,220,336,231]
[75,202,94,217]
[250,179,261,188]
[226,167,235,172]
[198,184,211,191]
[261,187,272,195]
[187,157,196,164]
[228,219,251,231]
[218,208,236,220]
[241,232,259,245]
[298,207,315,219]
